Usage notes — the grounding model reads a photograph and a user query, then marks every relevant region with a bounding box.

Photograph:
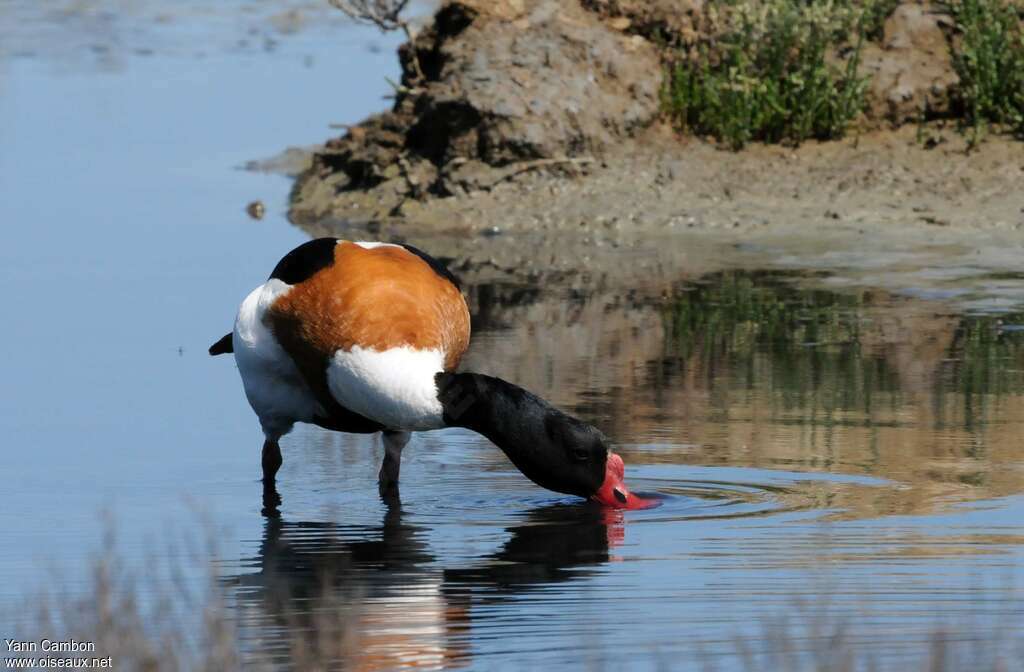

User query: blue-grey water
[2,3,1023,670]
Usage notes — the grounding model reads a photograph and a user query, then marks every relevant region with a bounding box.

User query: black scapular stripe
[268,238,338,285]
[209,333,233,356]
[399,243,462,290]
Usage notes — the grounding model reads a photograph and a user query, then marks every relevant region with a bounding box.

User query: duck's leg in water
[379,430,411,494]
[262,438,282,484]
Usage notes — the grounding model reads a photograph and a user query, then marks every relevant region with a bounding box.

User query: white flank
[233,279,320,440]
[327,346,445,431]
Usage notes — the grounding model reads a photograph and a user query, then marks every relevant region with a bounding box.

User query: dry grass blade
[326,0,410,32]
[326,0,426,82]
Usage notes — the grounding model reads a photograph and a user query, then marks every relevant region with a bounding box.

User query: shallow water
[2,3,1024,670]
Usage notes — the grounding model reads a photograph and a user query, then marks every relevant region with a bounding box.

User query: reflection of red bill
[601,507,625,549]
[591,453,662,510]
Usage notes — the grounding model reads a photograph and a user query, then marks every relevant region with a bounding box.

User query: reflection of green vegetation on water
[663,271,902,415]
[938,313,1024,430]
[663,271,1024,418]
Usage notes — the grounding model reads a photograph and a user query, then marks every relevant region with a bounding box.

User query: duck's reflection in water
[442,503,622,591]
[230,491,621,670]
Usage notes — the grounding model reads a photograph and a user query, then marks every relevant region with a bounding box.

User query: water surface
[1,3,1023,670]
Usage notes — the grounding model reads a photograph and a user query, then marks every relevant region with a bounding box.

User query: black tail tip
[209,333,233,356]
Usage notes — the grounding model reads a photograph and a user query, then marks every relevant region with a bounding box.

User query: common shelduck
[210,239,652,509]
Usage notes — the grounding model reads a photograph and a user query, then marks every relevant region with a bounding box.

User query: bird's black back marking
[268,238,338,285]
[209,332,233,356]
[399,243,462,290]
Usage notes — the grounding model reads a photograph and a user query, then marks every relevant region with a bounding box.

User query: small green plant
[859,0,901,40]
[945,0,1024,144]
[662,1,880,149]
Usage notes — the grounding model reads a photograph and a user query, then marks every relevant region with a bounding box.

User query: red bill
[591,452,661,510]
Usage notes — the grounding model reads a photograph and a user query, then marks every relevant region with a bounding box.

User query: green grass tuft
[945,0,1024,144]
[663,1,879,149]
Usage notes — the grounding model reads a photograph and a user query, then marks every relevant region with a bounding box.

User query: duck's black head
[436,372,656,509]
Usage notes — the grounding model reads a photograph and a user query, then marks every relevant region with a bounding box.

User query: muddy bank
[285,0,1023,307]
[290,0,998,214]
[292,123,1024,311]
[292,0,663,208]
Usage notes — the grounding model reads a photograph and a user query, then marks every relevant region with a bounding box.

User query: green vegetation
[662,0,1024,148]
[945,0,1024,143]
[662,1,878,149]
[859,0,902,39]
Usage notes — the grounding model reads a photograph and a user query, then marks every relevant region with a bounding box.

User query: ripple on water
[381,433,887,528]
[597,463,892,524]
